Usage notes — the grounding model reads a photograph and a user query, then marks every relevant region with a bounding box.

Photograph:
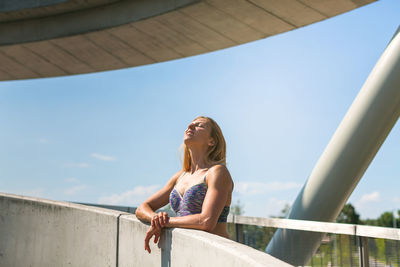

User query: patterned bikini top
[169,171,230,222]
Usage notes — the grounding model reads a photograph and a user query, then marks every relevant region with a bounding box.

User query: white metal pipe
[266,26,400,266]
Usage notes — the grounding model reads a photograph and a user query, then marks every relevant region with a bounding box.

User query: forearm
[135,203,157,222]
[165,214,214,232]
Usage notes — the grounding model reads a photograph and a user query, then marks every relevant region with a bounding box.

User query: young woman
[135,116,234,253]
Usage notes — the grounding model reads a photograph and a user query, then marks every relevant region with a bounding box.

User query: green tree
[397,210,400,227]
[336,203,360,224]
[361,210,400,227]
[377,211,396,227]
[362,218,378,226]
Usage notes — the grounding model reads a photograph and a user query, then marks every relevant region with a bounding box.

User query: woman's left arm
[165,165,233,231]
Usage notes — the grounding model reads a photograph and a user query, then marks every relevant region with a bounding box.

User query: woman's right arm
[135,170,183,223]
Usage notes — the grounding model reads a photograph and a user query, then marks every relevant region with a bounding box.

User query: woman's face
[184,118,214,148]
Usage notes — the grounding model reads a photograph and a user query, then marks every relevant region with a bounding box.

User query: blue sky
[1,0,399,219]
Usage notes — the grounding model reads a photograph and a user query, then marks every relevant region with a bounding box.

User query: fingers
[145,242,151,254]
[152,212,169,228]
[154,232,160,244]
[144,233,151,254]
[154,218,162,229]
[152,214,162,229]
[145,225,162,253]
[146,213,167,254]
[164,212,169,224]
[158,212,169,227]
[158,212,165,227]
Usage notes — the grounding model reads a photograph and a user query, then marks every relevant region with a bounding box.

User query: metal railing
[227,215,400,267]
[72,201,137,213]
[74,202,400,267]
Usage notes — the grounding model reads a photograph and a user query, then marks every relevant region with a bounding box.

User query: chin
[183,137,196,146]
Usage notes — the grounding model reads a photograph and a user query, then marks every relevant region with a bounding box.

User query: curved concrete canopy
[0,0,376,81]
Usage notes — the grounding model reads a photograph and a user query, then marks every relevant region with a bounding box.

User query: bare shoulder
[168,169,185,186]
[207,164,233,190]
[209,164,230,176]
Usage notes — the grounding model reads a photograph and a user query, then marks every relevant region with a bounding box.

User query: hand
[151,212,169,230]
[144,224,162,254]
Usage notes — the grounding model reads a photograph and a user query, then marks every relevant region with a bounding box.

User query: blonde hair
[181,116,226,172]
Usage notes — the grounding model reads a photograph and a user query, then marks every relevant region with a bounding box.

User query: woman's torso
[169,167,232,238]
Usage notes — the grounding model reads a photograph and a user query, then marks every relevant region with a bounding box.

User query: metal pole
[266,26,400,266]
[320,249,323,267]
[350,237,354,267]
[333,234,338,267]
[358,236,370,267]
[330,235,334,267]
[339,235,343,267]
[235,223,243,243]
[384,240,389,266]
[311,253,314,267]
[358,236,363,267]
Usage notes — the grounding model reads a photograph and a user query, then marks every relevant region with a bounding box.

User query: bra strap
[176,171,185,184]
[203,169,210,184]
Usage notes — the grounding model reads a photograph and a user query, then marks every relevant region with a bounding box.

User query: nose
[187,123,195,131]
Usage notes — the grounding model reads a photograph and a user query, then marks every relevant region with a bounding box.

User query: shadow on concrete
[160,229,172,267]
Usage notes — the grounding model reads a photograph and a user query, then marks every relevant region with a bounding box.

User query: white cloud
[234,181,301,195]
[356,191,381,207]
[64,162,90,168]
[98,184,161,206]
[64,185,87,195]
[91,153,116,161]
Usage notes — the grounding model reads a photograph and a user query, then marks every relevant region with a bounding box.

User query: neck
[188,145,210,174]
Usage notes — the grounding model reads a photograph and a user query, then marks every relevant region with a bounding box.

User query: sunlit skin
[135,118,234,253]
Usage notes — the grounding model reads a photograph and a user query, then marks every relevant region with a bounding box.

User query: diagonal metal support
[266,25,400,266]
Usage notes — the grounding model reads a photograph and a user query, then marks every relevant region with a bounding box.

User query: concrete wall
[0,192,123,267]
[0,192,292,266]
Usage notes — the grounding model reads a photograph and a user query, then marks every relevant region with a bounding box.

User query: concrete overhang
[0,0,376,81]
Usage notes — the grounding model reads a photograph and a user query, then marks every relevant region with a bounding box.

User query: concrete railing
[0,192,292,267]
